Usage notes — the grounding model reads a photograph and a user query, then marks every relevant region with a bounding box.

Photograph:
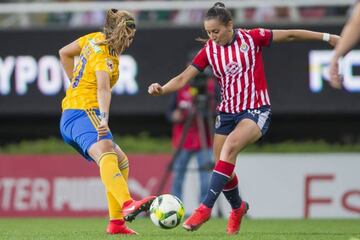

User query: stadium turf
[0,218,359,240]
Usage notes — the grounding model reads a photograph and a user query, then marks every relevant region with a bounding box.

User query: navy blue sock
[223,175,242,209]
[202,160,235,208]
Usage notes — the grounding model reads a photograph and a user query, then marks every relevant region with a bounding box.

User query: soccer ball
[149,194,185,229]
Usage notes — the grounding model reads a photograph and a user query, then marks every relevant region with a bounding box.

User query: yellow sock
[118,156,129,181]
[105,156,129,220]
[106,191,123,220]
[99,152,131,207]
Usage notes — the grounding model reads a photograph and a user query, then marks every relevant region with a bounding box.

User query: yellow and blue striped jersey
[62,32,119,111]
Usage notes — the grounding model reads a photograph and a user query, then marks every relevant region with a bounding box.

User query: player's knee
[98,152,118,169]
[98,140,115,153]
[226,139,243,153]
[222,141,246,161]
[89,140,115,163]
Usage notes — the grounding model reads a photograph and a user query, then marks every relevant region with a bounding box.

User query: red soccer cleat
[122,196,156,222]
[226,201,249,235]
[182,204,211,231]
[106,219,138,235]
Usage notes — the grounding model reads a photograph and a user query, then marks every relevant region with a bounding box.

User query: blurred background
[0,0,359,221]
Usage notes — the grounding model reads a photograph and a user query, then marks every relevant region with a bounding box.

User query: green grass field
[0,218,359,240]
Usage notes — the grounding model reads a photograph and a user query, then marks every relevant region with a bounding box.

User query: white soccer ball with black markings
[149,194,185,229]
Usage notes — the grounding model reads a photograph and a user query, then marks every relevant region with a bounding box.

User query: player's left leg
[113,144,130,181]
[223,173,249,235]
[90,140,154,226]
[112,143,156,222]
[224,107,271,234]
[226,200,249,235]
[103,144,144,234]
[89,140,132,207]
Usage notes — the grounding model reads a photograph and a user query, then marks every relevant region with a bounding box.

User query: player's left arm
[329,2,360,89]
[272,29,340,47]
[96,71,111,138]
[332,2,360,59]
[59,40,82,81]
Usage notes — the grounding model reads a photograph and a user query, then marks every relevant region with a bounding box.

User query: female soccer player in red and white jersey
[148,2,340,235]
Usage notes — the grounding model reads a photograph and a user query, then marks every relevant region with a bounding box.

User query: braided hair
[97,9,136,54]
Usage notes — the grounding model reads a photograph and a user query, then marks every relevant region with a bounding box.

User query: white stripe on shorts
[257,110,270,130]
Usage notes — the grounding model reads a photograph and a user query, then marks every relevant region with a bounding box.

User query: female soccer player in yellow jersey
[59,9,155,235]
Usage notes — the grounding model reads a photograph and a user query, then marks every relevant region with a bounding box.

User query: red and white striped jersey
[192,28,272,113]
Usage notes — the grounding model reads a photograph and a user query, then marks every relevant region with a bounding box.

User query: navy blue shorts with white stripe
[214,105,272,136]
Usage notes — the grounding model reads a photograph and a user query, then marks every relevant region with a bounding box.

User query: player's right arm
[59,40,82,81]
[148,64,199,96]
[96,70,111,139]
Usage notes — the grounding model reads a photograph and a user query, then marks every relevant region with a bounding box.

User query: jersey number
[72,55,87,88]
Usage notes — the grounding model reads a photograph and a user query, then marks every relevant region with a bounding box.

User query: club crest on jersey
[225,62,240,76]
[106,58,114,71]
[240,42,249,52]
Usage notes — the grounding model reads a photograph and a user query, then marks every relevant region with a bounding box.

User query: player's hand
[328,34,340,47]
[97,119,110,140]
[329,57,343,89]
[148,83,164,96]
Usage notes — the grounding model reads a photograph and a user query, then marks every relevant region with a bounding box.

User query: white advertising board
[182,153,360,218]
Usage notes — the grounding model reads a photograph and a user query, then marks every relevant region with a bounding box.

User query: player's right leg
[60,110,135,234]
[60,110,141,234]
[184,118,260,232]
[182,120,228,231]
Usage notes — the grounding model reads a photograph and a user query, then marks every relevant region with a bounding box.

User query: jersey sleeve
[191,46,209,71]
[77,34,89,49]
[248,28,272,47]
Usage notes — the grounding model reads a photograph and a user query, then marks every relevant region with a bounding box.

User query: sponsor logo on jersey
[225,62,240,76]
[89,39,102,54]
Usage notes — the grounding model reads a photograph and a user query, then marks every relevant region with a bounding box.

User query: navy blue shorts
[60,109,113,161]
[215,106,272,136]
